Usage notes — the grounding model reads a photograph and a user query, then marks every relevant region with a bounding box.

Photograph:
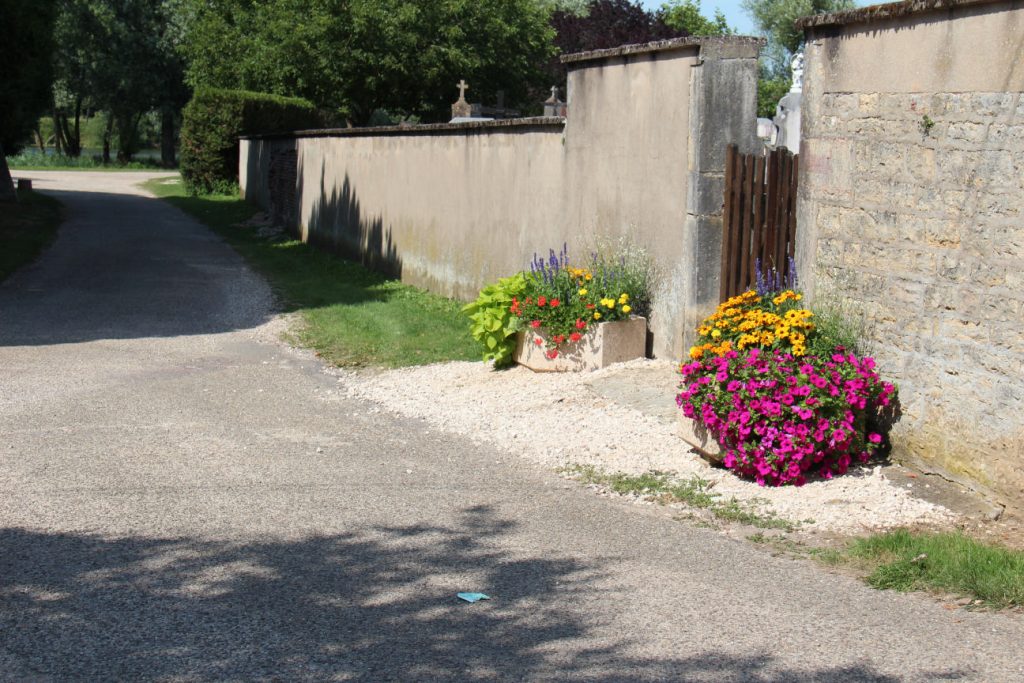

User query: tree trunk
[58,114,76,157]
[102,114,114,164]
[160,107,176,167]
[52,106,65,156]
[34,126,46,153]
[69,98,82,157]
[0,143,17,203]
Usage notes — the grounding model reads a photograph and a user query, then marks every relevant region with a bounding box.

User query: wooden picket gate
[719,144,800,302]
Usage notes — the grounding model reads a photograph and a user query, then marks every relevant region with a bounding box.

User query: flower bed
[463,242,654,370]
[677,285,897,486]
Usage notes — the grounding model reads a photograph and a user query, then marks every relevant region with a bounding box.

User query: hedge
[180,88,322,195]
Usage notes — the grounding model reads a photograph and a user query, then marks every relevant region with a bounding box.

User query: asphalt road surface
[1,171,1022,681]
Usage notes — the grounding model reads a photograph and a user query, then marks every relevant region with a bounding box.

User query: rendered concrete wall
[797,0,1024,509]
[241,37,762,359]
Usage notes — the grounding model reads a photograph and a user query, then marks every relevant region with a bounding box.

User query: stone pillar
[679,37,763,349]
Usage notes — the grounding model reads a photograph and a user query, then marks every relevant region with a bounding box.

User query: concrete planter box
[677,411,724,465]
[514,316,647,372]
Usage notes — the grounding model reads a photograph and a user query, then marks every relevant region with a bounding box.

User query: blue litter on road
[457,592,490,603]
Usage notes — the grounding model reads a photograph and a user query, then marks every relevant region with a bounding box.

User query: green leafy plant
[180,88,323,195]
[462,272,528,367]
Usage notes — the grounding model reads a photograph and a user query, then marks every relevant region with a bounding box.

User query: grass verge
[142,176,478,368]
[0,189,63,283]
[748,528,1024,609]
[7,149,167,171]
[847,529,1024,608]
[562,465,796,531]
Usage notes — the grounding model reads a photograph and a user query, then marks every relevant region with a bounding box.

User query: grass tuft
[7,149,166,171]
[848,529,1024,608]
[563,465,795,531]
[142,176,478,368]
[0,189,63,283]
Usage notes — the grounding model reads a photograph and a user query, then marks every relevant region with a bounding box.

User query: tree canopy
[661,0,733,36]
[178,0,556,124]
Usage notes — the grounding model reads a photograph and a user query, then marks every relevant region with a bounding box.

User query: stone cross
[543,85,566,117]
[451,79,474,119]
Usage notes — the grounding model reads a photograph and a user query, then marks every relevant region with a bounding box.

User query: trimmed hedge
[180,88,322,195]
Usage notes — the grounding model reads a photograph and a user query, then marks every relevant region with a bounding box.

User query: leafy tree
[660,0,733,36]
[742,0,854,117]
[179,0,555,124]
[50,0,188,163]
[545,0,687,91]
[1,0,57,201]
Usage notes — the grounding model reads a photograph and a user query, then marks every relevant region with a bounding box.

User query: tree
[179,0,555,124]
[660,0,733,36]
[50,0,188,163]
[742,0,854,117]
[544,0,687,91]
[0,0,57,201]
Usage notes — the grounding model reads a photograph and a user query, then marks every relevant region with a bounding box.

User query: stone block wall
[798,0,1024,508]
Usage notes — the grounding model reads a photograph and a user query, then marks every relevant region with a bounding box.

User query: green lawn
[846,529,1024,608]
[7,149,167,171]
[142,176,478,368]
[0,189,63,283]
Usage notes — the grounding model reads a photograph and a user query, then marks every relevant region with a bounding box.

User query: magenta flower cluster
[677,348,897,486]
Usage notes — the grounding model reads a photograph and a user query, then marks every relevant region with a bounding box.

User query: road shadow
[0,504,963,681]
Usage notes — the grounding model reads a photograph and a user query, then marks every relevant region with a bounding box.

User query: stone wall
[797,0,1024,508]
[241,37,762,358]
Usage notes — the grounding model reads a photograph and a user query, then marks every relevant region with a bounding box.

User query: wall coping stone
[796,0,1011,29]
[240,117,565,141]
[560,35,764,65]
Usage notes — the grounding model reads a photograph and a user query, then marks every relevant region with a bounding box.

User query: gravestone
[543,86,567,117]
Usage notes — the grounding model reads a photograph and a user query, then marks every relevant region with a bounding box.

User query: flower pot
[677,412,724,465]
[514,316,647,372]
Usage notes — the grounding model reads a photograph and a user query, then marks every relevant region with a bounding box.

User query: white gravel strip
[339,358,954,533]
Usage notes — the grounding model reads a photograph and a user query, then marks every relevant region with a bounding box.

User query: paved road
[1,171,1022,682]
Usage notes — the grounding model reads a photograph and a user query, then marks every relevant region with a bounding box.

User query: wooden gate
[719,145,799,301]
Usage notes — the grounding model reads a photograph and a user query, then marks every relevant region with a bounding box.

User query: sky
[640,0,873,38]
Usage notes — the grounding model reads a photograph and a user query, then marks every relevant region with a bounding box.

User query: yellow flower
[578,288,588,296]
[619,293,629,304]
[593,311,602,320]
[710,329,722,339]
[621,304,631,314]
[585,274,592,281]
[689,346,703,360]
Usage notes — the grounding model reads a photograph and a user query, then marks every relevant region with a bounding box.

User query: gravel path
[341,359,953,533]
[1,171,1020,682]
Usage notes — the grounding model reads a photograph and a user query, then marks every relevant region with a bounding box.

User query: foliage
[512,244,651,359]
[660,0,733,36]
[462,273,529,367]
[6,149,164,171]
[144,177,478,367]
[546,0,686,88]
[179,0,554,124]
[849,530,1024,608]
[0,190,63,282]
[0,0,56,153]
[50,0,187,162]
[690,289,815,361]
[179,88,321,195]
[757,71,792,119]
[0,0,57,199]
[678,347,896,486]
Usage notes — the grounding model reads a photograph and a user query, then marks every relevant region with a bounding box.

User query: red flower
[553,334,565,344]
[569,332,582,342]
[534,338,544,346]
[537,295,547,307]
[575,318,586,330]
[585,304,595,310]
[530,319,542,329]
[546,349,558,360]
[549,298,560,308]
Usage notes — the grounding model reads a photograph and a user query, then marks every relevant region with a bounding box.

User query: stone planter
[514,316,647,372]
[677,411,724,465]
